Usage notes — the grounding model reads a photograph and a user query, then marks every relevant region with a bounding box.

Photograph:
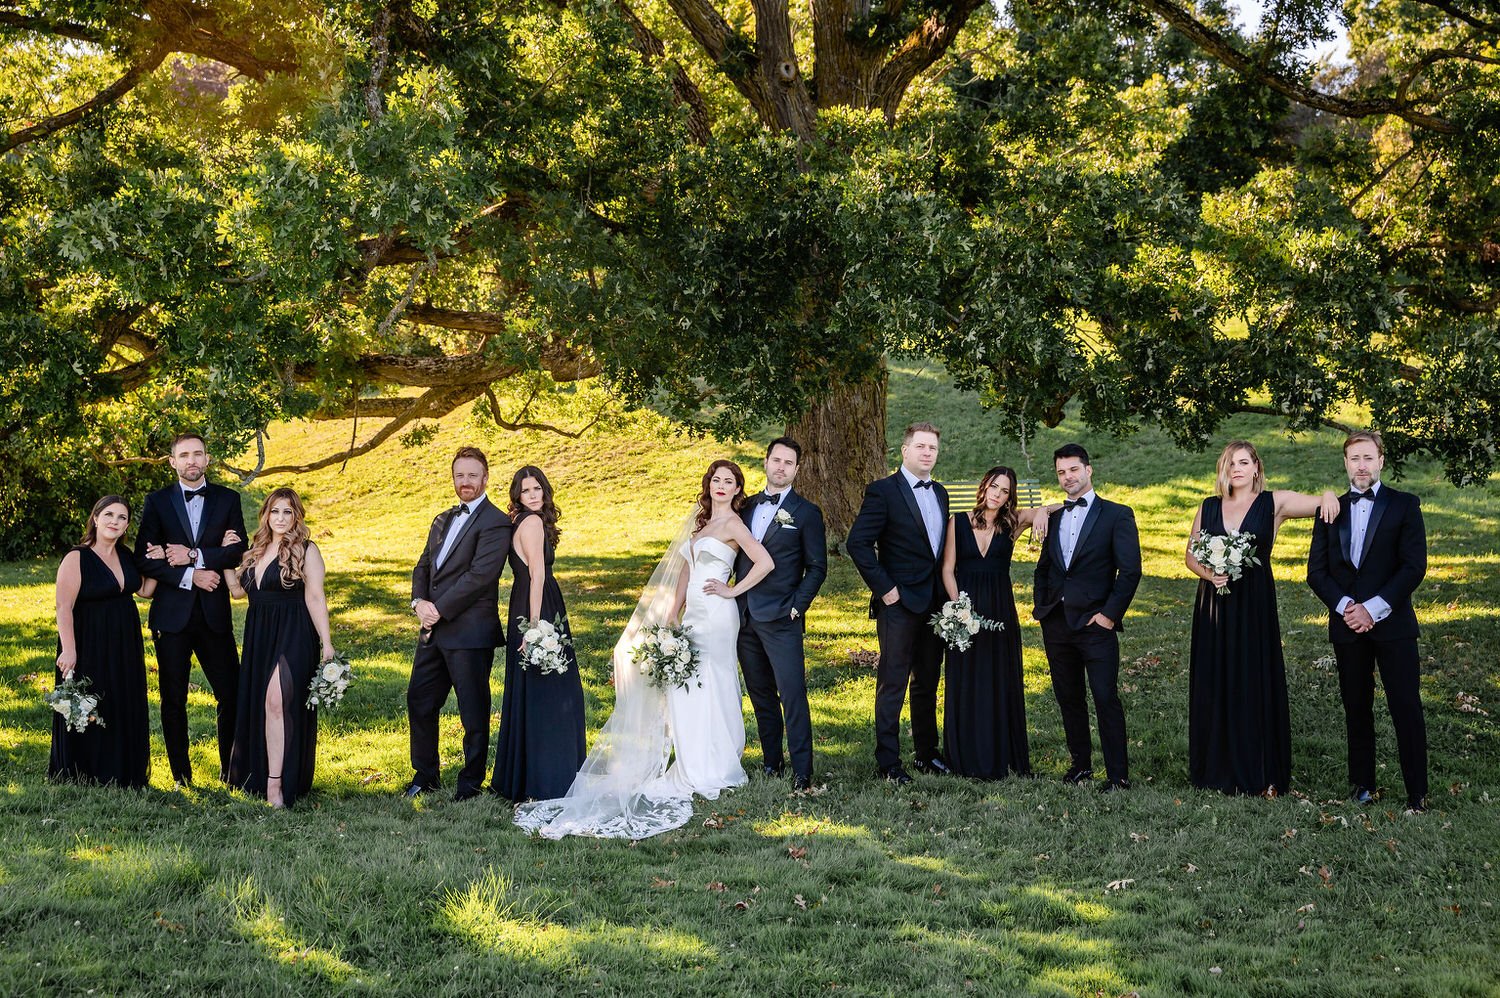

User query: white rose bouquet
[632,623,702,690]
[1189,531,1261,595]
[46,675,105,734]
[306,652,355,710]
[931,592,1004,651]
[517,614,573,675]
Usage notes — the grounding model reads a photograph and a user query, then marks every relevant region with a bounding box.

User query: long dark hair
[509,465,561,547]
[239,487,310,585]
[971,466,1019,534]
[695,460,745,530]
[80,495,130,547]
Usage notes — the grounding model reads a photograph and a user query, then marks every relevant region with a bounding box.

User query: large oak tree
[2,0,1497,554]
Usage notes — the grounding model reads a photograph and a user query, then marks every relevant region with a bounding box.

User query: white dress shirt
[1336,481,1391,622]
[434,493,489,571]
[1059,489,1096,569]
[900,467,944,556]
[177,483,208,590]
[751,489,788,542]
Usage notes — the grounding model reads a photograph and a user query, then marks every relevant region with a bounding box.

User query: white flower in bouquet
[1189,530,1261,595]
[306,652,355,710]
[517,614,573,675]
[45,676,106,734]
[930,592,1004,651]
[634,623,702,690]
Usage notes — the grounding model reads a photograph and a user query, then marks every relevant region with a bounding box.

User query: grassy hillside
[1,363,1497,996]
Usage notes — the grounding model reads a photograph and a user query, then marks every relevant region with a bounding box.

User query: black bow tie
[913,480,933,490]
[1349,490,1374,504]
[453,504,470,517]
[763,492,783,506]
[1063,496,1088,511]
[183,487,206,502]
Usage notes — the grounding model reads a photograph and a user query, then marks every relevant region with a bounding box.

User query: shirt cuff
[1335,596,1353,615]
[194,550,206,569]
[1365,596,1392,622]
[178,568,194,590]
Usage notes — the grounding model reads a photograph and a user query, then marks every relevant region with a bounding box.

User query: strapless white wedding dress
[514,535,746,839]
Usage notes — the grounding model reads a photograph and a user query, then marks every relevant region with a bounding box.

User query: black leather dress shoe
[879,766,913,786]
[402,782,436,799]
[1098,778,1132,794]
[1404,797,1427,815]
[792,773,812,792]
[912,757,952,776]
[1352,786,1377,805]
[453,787,482,802]
[1062,767,1094,786]
[762,764,785,779]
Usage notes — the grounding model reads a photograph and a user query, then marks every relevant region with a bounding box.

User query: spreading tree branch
[870,0,983,121]
[1131,0,1458,132]
[1,39,171,153]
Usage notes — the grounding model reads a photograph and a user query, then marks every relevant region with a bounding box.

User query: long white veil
[513,511,699,839]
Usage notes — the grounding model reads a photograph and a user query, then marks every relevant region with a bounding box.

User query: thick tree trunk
[789,365,888,542]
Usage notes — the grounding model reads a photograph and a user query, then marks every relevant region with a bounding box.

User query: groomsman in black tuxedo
[848,421,950,784]
[406,446,512,801]
[735,437,828,791]
[136,432,248,786]
[1307,430,1429,813]
[1033,443,1142,792]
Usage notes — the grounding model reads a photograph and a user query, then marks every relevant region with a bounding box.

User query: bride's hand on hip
[702,579,733,598]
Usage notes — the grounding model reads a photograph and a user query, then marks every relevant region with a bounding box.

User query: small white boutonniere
[774,509,795,527]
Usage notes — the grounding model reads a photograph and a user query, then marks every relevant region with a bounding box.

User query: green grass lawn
[2,364,1497,996]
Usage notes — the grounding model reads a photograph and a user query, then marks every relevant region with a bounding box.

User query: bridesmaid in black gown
[491,466,586,802]
[939,467,1054,779]
[1186,441,1338,795]
[50,496,156,787]
[224,488,335,808]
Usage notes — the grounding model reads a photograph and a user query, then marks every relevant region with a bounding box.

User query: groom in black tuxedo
[848,421,950,784]
[1033,443,1141,792]
[1307,429,1429,813]
[406,446,512,801]
[734,437,828,791]
[136,432,248,786]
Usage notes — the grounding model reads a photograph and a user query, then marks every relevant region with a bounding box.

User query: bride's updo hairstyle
[694,459,746,530]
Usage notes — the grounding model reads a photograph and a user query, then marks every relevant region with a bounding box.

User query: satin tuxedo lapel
[1338,496,1354,566]
[432,507,473,579]
[762,491,790,545]
[895,474,927,543]
[1360,488,1391,566]
[1047,507,1065,564]
[170,487,195,543]
[1072,498,1104,564]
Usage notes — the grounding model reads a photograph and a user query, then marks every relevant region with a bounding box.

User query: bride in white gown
[514,460,775,839]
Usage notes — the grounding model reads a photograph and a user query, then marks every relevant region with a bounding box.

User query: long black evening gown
[228,559,318,806]
[491,511,587,802]
[943,514,1030,779]
[49,545,151,788]
[1188,491,1292,795]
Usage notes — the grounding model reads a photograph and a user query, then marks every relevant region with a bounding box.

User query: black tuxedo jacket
[734,489,828,622]
[411,497,512,650]
[847,472,951,617]
[1032,495,1142,631]
[136,481,249,634]
[1307,484,1426,643]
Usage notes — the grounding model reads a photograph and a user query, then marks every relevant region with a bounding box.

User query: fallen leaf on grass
[1106,879,1135,892]
[359,771,385,786]
[650,876,676,889]
[154,913,184,933]
[1296,903,1316,914]
[786,845,808,860]
[1130,831,1149,843]
[1446,905,1462,916]
[1183,863,1199,873]
[1318,866,1334,887]
[702,814,725,829]
[733,899,751,911]
[794,894,808,910]
[706,881,727,893]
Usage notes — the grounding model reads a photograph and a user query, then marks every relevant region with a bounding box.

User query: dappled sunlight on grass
[229,875,363,984]
[751,814,872,838]
[438,868,718,970]
[66,839,204,898]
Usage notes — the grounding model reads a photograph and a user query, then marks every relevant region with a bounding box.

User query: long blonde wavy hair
[240,487,310,586]
[1214,440,1266,498]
